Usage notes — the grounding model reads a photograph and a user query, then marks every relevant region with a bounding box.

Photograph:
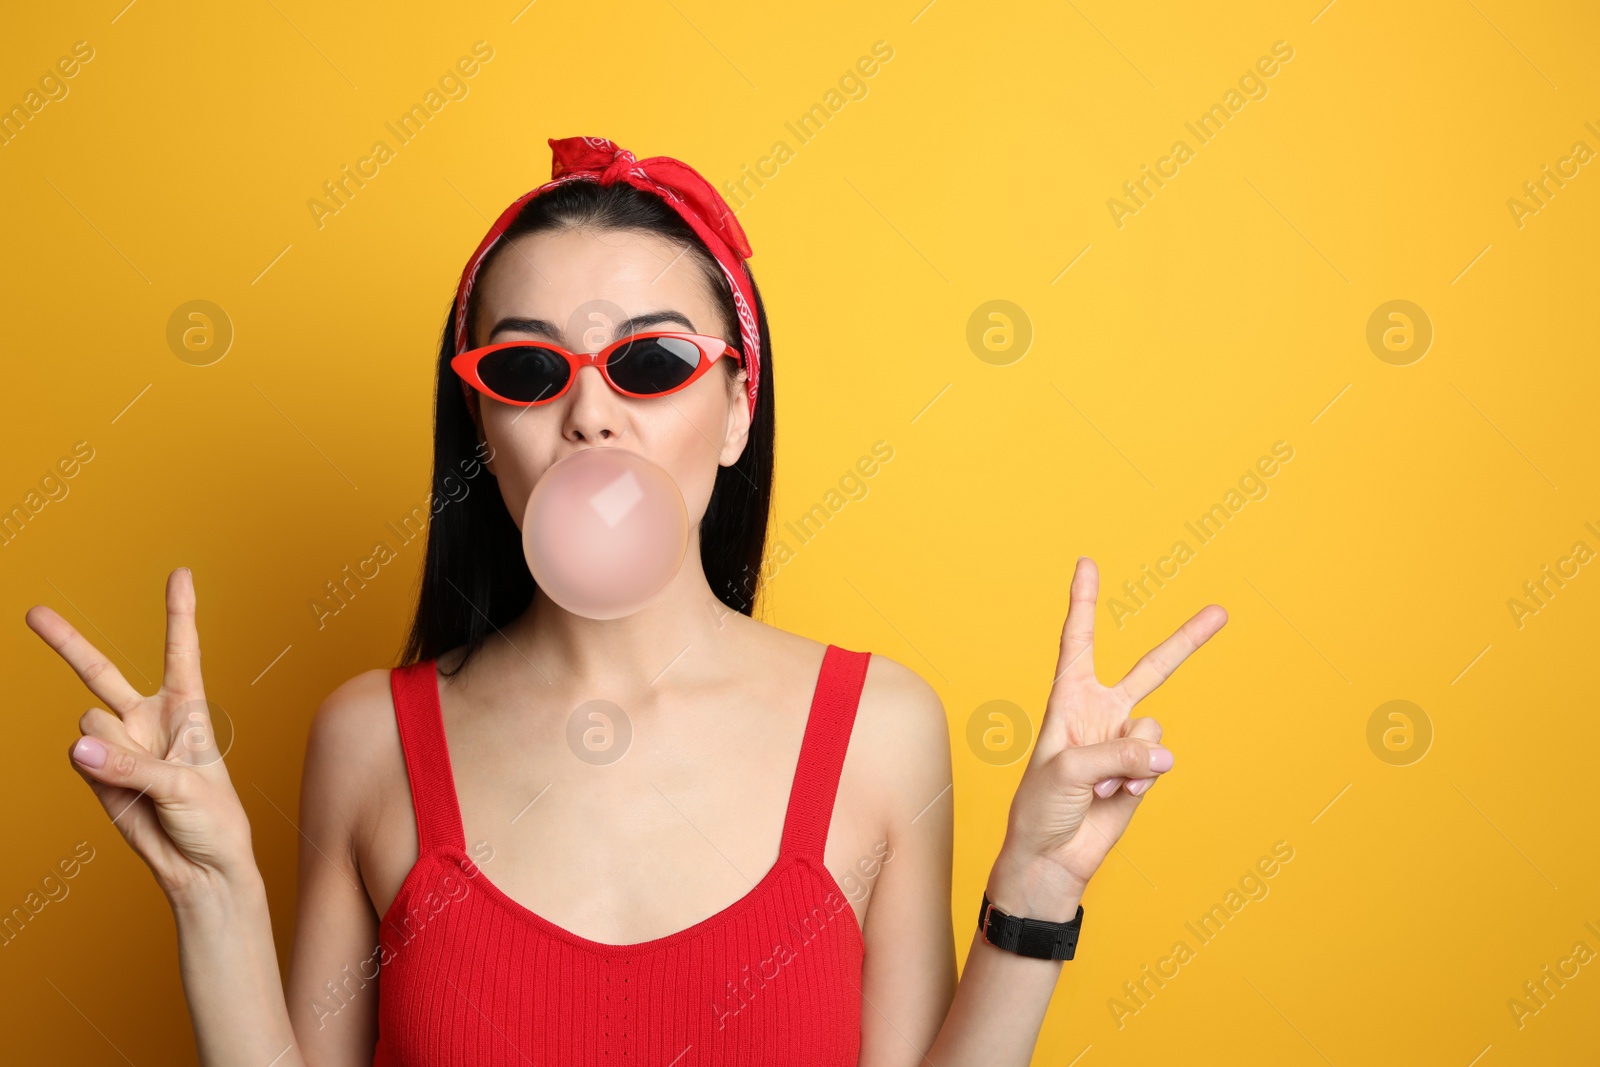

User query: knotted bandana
[451,136,761,419]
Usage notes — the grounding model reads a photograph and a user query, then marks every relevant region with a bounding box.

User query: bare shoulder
[849,651,953,820]
[738,618,951,796]
[300,667,405,848]
[305,668,400,767]
[736,618,951,831]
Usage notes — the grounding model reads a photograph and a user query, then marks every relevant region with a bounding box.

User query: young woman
[28,136,1226,1066]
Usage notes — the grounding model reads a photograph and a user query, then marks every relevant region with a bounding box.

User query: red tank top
[371,644,871,1067]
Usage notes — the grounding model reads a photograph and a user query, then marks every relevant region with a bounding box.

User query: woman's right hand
[27,567,258,907]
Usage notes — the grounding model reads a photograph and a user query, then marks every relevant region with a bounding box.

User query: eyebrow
[486,309,697,345]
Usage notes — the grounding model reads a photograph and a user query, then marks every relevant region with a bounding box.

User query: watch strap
[978,893,1083,960]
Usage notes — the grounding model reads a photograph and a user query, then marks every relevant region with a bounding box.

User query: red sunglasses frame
[451,331,743,407]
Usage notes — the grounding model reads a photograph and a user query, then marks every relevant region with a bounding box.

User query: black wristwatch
[978,893,1083,960]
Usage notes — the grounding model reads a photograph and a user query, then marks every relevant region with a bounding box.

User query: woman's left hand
[988,556,1227,917]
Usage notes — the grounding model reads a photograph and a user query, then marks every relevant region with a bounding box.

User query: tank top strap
[779,644,872,863]
[389,660,466,854]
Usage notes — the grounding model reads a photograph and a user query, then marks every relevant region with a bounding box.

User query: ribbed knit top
[371,644,872,1067]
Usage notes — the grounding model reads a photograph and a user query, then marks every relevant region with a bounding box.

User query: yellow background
[4,0,1598,1063]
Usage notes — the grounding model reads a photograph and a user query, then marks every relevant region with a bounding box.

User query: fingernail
[72,736,107,769]
[1148,745,1174,772]
[1126,778,1151,796]
[1094,777,1121,798]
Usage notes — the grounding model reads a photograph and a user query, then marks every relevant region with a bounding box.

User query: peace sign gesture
[989,557,1227,915]
[26,568,256,906]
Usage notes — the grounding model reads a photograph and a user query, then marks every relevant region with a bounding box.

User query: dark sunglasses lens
[607,337,705,395]
[476,344,568,403]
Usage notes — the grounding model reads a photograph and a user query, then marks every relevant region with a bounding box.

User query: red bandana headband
[451,136,761,420]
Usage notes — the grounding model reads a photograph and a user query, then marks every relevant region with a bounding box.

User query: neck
[497,545,741,690]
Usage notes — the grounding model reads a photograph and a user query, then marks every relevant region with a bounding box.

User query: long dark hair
[400,180,775,675]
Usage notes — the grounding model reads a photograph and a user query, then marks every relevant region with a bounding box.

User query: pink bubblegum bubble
[522,447,689,620]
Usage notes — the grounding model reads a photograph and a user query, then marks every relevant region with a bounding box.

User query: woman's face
[463,225,752,534]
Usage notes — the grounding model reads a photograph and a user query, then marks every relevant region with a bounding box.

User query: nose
[561,364,622,442]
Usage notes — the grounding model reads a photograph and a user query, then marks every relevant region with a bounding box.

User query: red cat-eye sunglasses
[451,331,743,407]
